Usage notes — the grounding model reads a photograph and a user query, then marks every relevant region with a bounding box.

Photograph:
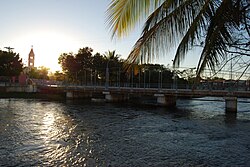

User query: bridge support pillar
[154,94,176,107]
[103,91,128,102]
[103,91,112,101]
[66,91,92,99]
[66,91,75,99]
[225,97,237,112]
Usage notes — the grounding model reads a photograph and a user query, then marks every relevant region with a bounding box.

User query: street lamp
[138,68,141,88]
[105,61,109,90]
[131,66,134,88]
[90,69,93,86]
[172,60,177,90]
[142,68,146,89]
[94,70,97,87]
[148,70,151,88]
[158,69,162,91]
[118,67,121,88]
[172,71,177,90]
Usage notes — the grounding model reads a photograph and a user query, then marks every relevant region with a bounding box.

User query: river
[0,98,249,166]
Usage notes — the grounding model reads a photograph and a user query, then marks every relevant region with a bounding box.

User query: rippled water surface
[0,98,250,166]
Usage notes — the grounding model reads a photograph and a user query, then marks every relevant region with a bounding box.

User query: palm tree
[104,50,120,62]
[103,50,121,88]
[107,0,250,77]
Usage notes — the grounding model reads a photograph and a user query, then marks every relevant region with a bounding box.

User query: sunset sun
[16,30,81,72]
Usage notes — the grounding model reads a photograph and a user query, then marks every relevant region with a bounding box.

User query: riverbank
[0,92,65,101]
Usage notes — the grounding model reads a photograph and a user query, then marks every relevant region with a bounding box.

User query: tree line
[2,46,245,89]
[0,46,194,88]
[58,47,188,88]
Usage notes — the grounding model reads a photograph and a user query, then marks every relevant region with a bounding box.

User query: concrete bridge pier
[66,91,92,99]
[154,94,176,107]
[103,91,129,102]
[66,91,75,99]
[225,97,237,112]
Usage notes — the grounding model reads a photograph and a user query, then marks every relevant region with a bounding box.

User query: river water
[0,98,249,166]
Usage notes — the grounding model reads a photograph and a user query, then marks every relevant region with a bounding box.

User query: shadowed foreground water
[0,98,249,166]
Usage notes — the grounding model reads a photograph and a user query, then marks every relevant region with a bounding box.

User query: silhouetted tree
[58,52,79,82]
[0,50,23,77]
[58,46,185,86]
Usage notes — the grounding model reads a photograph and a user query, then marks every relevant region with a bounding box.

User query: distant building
[28,46,35,68]
[18,72,27,85]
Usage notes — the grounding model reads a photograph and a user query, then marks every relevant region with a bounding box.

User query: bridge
[1,80,249,113]
[2,57,250,113]
[57,57,250,113]
[36,84,250,113]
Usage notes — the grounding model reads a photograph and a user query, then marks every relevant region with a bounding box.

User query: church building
[19,46,36,85]
[28,46,35,68]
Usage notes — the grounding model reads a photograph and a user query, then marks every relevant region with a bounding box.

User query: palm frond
[196,0,243,76]
[108,0,249,78]
[106,0,162,38]
[125,0,204,67]
[173,0,213,67]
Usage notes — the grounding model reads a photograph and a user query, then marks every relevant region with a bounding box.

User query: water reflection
[37,105,88,166]
[224,112,237,125]
[0,99,250,166]
[42,112,55,140]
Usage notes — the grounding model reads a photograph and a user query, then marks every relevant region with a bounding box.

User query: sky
[0,0,197,72]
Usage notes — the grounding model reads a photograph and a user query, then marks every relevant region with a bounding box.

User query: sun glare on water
[16,30,80,72]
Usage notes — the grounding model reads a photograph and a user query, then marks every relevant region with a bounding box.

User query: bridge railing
[33,77,250,92]
[43,82,249,92]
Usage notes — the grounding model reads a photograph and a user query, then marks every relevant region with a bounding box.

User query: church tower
[28,46,35,68]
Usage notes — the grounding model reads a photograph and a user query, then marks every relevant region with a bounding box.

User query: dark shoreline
[0,92,66,101]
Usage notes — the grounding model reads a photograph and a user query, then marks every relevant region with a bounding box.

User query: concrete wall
[5,85,37,93]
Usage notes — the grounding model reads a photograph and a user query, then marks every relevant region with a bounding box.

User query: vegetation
[49,71,65,81]
[27,66,50,80]
[107,0,250,77]
[58,46,188,88]
[0,50,23,77]
[58,47,124,84]
[0,45,187,88]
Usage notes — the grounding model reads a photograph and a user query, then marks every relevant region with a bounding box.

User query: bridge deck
[40,85,250,98]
